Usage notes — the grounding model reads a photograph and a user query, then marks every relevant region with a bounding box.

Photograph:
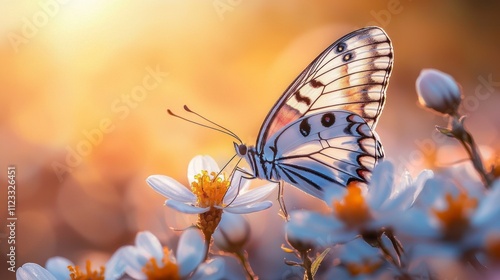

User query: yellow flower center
[142,247,180,280]
[191,170,230,241]
[432,192,477,241]
[333,183,372,228]
[68,260,104,280]
[345,259,383,276]
[191,170,230,208]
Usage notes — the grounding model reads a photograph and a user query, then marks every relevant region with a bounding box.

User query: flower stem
[203,233,211,261]
[450,116,494,187]
[297,250,314,280]
[465,251,487,276]
[235,250,258,280]
[375,233,400,269]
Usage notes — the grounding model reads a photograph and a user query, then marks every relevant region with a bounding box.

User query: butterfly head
[234,142,248,157]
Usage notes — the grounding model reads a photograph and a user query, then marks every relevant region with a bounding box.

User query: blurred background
[1,0,500,279]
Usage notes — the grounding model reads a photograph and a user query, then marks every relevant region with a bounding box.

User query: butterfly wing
[263,110,382,200]
[256,26,393,152]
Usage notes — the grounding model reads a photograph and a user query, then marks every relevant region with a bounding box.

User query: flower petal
[166,200,210,214]
[45,257,73,280]
[224,170,251,202]
[135,231,163,262]
[16,263,57,280]
[287,211,351,246]
[105,246,144,280]
[473,179,500,227]
[188,155,220,184]
[393,208,438,239]
[225,182,277,207]
[221,201,273,214]
[146,175,195,203]
[190,258,226,280]
[177,227,206,277]
[368,161,394,209]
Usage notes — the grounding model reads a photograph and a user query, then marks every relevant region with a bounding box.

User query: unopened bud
[213,213,250,253]
[416,69,462,115]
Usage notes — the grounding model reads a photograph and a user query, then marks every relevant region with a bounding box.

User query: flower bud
[416,69,462,115]
[213,213,250,253]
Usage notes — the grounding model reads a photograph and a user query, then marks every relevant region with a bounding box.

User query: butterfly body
[236,26,393,201]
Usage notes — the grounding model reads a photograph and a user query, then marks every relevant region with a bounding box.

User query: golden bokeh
[1,1,500,278]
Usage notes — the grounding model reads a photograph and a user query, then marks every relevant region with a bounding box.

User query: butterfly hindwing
[257,26,393,152]
[264,110,381,199]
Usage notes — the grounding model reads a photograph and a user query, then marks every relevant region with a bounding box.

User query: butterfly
[233,26,393,202]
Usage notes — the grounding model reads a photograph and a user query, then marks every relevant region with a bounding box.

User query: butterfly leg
[224,168,256,206]
[278,181,289,221]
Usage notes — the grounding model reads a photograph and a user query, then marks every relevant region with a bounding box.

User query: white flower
[106,228,225,280]
[17,257,104,280]
[323,239,393,280]
[147,155,276,215]
[395,178,500,261]
[416,68,462,115]
[147,155,277,240]
[286,161,433,246]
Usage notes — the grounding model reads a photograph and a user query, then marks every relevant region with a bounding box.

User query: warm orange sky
[1,1,500,278]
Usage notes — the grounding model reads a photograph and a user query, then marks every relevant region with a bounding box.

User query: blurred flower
[416,69,462,115]
[213,213,250,253]
[286,161,433,246]
[323,239,391,280]
[395,178,500,261]
[17,263,58,280]
[213,213,258,279]
[45,257,74,280]
[147,155,276,238]
[17,258,104,280]
[106,228,225,280]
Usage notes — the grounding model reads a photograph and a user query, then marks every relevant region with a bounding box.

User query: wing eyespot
[342,52,354,62]
[321,113,336,127]
[299,118,311,137]
[336,42,347,53]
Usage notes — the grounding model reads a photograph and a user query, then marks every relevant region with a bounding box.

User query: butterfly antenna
[214,153,238,181]
[183,105,243,144]
[167,108,241,142]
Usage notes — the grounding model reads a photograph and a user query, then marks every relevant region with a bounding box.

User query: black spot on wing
[321,113,335,127]
[342,52,354,62]
[310,79,324,88]
[294,90,311,106]
[336,42,347,53]
[299,118,311,137]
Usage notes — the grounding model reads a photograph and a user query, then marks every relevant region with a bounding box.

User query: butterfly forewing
[257,26,393,151]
